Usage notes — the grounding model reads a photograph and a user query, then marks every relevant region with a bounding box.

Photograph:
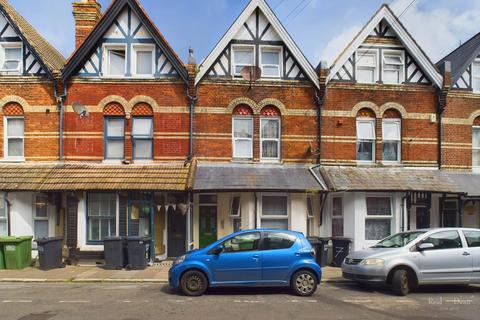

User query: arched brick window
[103,102,125,160]
[232,104,253,159]
[132,103,153,160]
[473,117,480,169]
[3,102,24,160]
[382,108,401,162]
[260,105,281,160]
[356,108,376,162]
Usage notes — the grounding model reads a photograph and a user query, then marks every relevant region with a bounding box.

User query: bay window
[104,118,125,160]
[473,59,480,93]
[356,119,375,162]
[473,126,480,169]
[332,197,344,237]
[232,117,253,159]
[0,194,7,236]
[260,118,280,160]
[133,45,154,76]
[87,193,117,243]
[1,44,22,73]
[232,45,254,75]
[4,116,24,160]
[104,45,126,76]
[365,197,392,240]
[260,47,281,78]
[132,117,153,160]
[356,50,377,83]
[261,195,288,229]
[34,194,49,241]
[382,119,401,162]
[382,51,404,84]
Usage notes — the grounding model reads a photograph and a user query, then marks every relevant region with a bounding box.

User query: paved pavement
[0,282,478,320]
[0,265,344,283]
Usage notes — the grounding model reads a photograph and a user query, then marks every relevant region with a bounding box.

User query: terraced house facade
[0,0,478,261]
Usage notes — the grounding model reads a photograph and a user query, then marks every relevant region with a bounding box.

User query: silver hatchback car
[342,228,480,295]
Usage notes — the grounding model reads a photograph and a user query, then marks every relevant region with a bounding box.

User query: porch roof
[0,162,193,192]
[318,166,465,194]
[447,172,480,197]
[193,163,326,192]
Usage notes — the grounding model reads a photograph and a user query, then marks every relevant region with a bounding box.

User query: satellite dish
[240,66,262,82]
[72,102,88,118]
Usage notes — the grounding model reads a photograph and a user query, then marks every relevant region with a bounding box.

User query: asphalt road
[0,282,478,320]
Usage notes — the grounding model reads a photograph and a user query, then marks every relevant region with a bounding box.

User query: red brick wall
[194,80,318,163]
[321,83,438,167]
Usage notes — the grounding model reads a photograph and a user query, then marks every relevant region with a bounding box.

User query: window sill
[0,158,25,163]
[356,161,376,166]
[231,158,254,163]
[132,159,154,164]
[102,159,124,165]
[379,161,402,167]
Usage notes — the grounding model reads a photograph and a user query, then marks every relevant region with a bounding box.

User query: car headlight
[360,258,384,266]
[173,255,186,266]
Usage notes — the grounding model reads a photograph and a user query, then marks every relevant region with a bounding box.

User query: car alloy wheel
[180,270,208,296]
[392,269,410,296]
[292,270,317,296]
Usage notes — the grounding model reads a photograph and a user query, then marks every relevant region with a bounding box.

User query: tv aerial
[72,102,88,118]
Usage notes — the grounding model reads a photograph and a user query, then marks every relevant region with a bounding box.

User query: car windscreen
[371,231,426,248]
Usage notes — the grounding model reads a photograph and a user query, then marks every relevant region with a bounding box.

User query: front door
[167,205,186,257]
[416,207,430,229]
[128,192,154,260]
[199,206,217,248]
[208,232,261,284]
[418,230,472,283]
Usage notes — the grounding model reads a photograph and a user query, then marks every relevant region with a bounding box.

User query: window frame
[132,44,155,77]
[33,194,49,243]
[102,44,127,78]
[104,117,125,160]
[331,196,344,237]
[356,118,376,163]
[3,116,25,161]
[86,192,118,245]
[259,45,282,78]
[356,49,379,84]
[0,43,23,74]
[132,117,154,160]
[472,59,480,93]
[382,118,401,163]
[382,50,405,84]
[473,126,480,171]
[231,44,255,77]
[259,193,289,230]
[220,231,260,254]
[232,116,253,159]
[365,196,393,241]
[260,117,281,162]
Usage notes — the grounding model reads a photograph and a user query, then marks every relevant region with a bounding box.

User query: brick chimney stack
[187,47,197,97]
[73,0,102,49]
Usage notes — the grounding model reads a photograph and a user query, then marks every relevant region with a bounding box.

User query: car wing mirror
[418,242,434,251]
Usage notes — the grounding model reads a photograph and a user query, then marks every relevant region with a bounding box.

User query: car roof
[234,229,304,236]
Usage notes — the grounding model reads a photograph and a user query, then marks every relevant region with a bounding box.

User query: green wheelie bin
[0,243,5,269]
[0,236,33,270]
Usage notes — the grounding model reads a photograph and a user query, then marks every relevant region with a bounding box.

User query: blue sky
[8,0,480,65]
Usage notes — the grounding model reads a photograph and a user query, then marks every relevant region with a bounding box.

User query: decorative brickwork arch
[3,102,24,116]
[129,96,158,114]
[474,116,480,126]
[233,104,254,116]
[227,97,258,114]
[356,108,376,118]
[103,102,125,116]
[0,95,30,112]
[98,96,129,114]
[351,101,380,118]
[132,103,154,116]
[258,98,286,115]
[260,105,281,117]
[382,108,402,119]
[380,102,407,118]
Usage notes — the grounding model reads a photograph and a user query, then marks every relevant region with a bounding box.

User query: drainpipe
[186,85,198,161]
[437,61,451,169]
[54,81,67,162]
[186,47,198,162]
[4,192,10,236]
[315,61,329,165]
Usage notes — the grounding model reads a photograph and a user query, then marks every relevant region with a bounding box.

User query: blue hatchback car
[169,229,322,296]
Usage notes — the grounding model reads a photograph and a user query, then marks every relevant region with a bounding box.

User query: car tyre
[291,270,317,296]
[180,270,208,296]
[392,269,410,296]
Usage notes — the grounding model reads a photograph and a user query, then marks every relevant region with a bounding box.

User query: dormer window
[1,44,22,74]
[104,45,126,77]
[383,51,404,84]
[356,50,378,83]
[232,45,254,76]
[260,46,281,78]
[133,45,154,76]
[473,59,480,93]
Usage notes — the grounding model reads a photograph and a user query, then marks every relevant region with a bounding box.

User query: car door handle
[462,252,471,256]
[252,254,260,261]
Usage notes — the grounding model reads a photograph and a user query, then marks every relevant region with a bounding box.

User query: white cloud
[319,25,361,67]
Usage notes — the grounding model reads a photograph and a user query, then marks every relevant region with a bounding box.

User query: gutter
[309,164,328,191]
[54,81,67,162]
